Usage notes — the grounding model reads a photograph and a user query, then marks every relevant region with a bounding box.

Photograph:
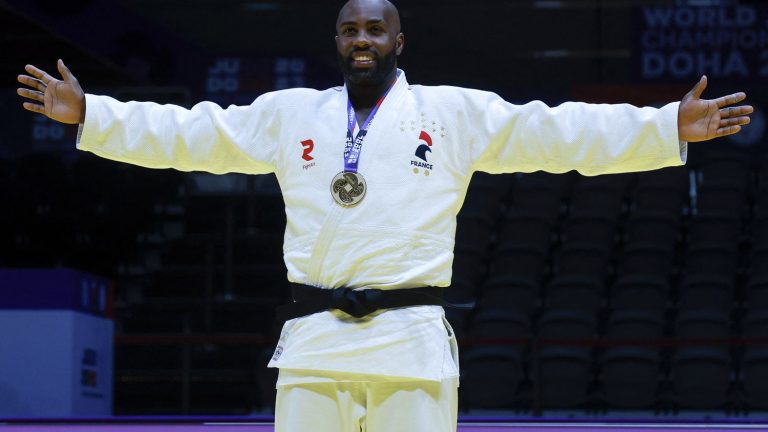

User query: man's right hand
[17,59,85,124]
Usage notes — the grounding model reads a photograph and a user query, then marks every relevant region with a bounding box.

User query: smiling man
[16,0,753,430]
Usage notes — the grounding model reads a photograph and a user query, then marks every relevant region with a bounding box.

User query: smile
[351,53,376,66]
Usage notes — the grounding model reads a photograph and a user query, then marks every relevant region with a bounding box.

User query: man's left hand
[678,75,753,142]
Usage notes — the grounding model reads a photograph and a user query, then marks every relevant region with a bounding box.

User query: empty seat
[609,275,670,311]
[545,275,603,312]
[489,244,548,280]
[560,214,616,250]
[623,211,680,247]
[750,215,768,248]
[462,346,525,410]
[741,347,768,410]
[697,149,750,187]
[568,175,627,219]
[695,181,747,217]
[600,347,661,408]
[742,309,768,338]
[467,308,531,348]
[496,211,554,251]
[455,213,494,252]
[453,244,487,287]
[508,172,568,223]
[605,309,665,341]
[670,348,732,409]
[617,241,676,277]
[745,275,768,309]
[553,242,611,277]
[537,347,592,408]
[688,213,742,245]
[631,166,689,217]
[748,246,768,277]
[460,171,509,220]
[674,309,731,353]
[636,165,689,191]
[677,274,735,311]
[479,275,539,315]
[537,309,596,341]
[684,241,739,275]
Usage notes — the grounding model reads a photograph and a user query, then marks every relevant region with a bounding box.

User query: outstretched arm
[17,59,85,124]
[678,75,753,142]
[17,59,282,175]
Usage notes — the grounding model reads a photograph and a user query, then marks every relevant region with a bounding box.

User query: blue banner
[633,4,768,81]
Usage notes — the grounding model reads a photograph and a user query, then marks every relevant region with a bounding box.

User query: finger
[22,102,45,114]
[18,75,48,92]
[24,64,54,84]
[715,92,747,108]
[17,88,45,103]
[719,116,750,128]
[690,75,707,99]
[719,105,753,117]
[715,125,742,137]
[57,59,75,82]
[17,75,47,91]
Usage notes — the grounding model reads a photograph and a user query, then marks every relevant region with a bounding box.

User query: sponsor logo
[300,139,316,170]
[300,139,315,161]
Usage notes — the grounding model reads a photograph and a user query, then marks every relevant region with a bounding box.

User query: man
[17,0,752,430]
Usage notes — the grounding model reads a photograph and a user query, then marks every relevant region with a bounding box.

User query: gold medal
[331,171,366,207]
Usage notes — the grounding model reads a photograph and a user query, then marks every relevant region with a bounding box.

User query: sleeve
[77,92,283,175]
[462,89,686,176]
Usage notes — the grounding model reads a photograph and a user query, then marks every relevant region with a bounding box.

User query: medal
[331,171,367,207]
[332,70,400,207]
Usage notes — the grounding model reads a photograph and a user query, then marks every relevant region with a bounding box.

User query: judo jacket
[78,69,685,382]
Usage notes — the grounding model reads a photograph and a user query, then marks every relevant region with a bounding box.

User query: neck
[345,68,398,111]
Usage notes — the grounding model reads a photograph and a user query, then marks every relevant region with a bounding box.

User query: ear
[395,33,404,56]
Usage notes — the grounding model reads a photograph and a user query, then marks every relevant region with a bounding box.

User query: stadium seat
[741,347,768,410]
[600,347,661,408]
[545,275,604,313]
[553,242,612,278]
[609,275,670,311]
[496,211,555,251]
[616,241,676,277]
[670,347,732,409]
[623,211,680,248]
[560,214,617,251]
[537,347,592,408]
[479,275,540,316]
[677,274,735,312]
[461,346,525,410]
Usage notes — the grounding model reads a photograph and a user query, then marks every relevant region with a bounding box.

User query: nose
[352,30,372,48]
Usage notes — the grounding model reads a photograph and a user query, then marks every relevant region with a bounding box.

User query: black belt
[276,284,475,321]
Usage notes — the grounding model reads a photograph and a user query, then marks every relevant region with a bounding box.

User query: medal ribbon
[343,70,401,173]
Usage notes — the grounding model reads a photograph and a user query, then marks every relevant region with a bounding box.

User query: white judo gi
[77,69,685,431]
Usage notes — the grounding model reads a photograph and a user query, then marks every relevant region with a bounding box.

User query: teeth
[353,55,373,61]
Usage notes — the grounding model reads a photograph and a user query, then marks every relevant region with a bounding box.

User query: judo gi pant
[275,377,459,432]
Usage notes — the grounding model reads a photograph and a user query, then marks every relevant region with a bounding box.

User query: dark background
[1,0,767,418]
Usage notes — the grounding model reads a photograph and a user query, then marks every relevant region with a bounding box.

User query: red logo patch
[301,139,314,161]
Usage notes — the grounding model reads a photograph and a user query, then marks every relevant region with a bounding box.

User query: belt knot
[331,287,383,318]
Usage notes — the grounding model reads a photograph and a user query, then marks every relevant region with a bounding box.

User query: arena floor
[2,421,767,431]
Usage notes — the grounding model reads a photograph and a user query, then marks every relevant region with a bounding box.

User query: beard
[337,43,398,86]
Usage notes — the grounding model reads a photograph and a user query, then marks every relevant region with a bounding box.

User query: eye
[341,27,356,36]
[370,26,383,34]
